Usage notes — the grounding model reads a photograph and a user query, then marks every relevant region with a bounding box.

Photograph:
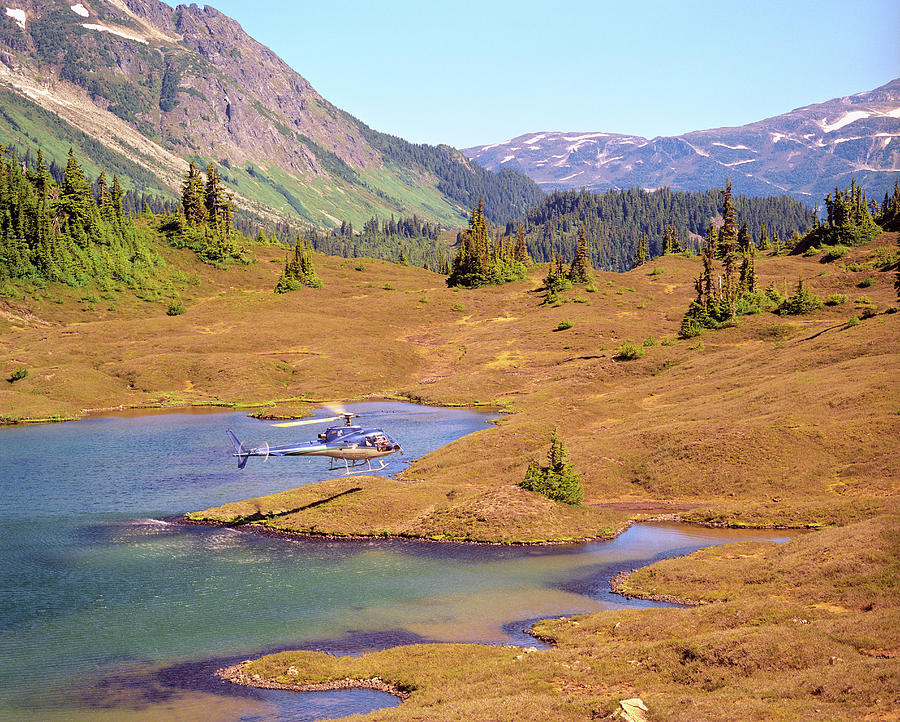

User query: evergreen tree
[519,428,584,505]
[514,223,531,264]
[274,237,323,293]
[662,225,682,255]
[181,162,207,226]
[447,200,526,288]
[793,180,883,252]
[719,178,740,314]
[633,232,647,268]
[567,224,593,283]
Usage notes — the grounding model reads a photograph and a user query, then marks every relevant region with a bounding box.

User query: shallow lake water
[0,404,791,721]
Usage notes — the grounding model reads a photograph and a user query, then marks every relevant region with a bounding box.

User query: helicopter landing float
[227,413,402,474]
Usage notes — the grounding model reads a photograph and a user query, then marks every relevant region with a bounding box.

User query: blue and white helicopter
[227,410,403,474]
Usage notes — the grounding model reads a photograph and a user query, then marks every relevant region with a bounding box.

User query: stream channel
[0,402,791,721]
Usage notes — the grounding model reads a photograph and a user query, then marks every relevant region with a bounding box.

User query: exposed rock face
[465,79,900,202]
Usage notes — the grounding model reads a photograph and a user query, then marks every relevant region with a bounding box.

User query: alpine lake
[0,402,791,721]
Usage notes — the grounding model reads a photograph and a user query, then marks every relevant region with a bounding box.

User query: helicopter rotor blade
[270,415,343,428]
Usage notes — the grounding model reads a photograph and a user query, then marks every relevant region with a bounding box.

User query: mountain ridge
[464,79,900,203]
[0,0,542,228]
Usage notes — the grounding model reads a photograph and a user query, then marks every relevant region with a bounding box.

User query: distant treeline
[509,187,817,271]
[302,213,451,271]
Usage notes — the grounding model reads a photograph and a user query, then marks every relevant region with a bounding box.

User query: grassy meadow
[1,225,897,718]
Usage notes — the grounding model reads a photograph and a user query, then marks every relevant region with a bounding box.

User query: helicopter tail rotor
[226,429,251,469]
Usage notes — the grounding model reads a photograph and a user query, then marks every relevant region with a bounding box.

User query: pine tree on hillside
[274,237,323,293]
[758,224,771,250]
[514,223,531,264]
[181,162,206,226]
[568,224,593,283]
[520,428,584,505]
[447,200,526,288]
[633,232,647,268]
[205,163,234,233]
[719,178,740,314]
[662,225,682,255]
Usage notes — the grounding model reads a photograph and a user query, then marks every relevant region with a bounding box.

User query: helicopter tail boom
[226,429,250,469]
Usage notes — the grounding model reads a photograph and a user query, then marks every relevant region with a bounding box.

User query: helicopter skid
[330,457,389,475]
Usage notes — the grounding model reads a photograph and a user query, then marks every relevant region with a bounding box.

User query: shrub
[354,263,366,272]
[826,294,849,306]
[519,428,584,505]
[779,279,822,315]
[847,315,861,326]
[642,336,657,347]
[167,301,186,316]
[660,337,676,346]
[450,302,466,312]
[616,341,645,360]
[735,290,774,316]
[7,367,28,383]
[821,245,849,262]
[541,289,560,306]
[765,283,785,307]
[585,285,597,293]
[650,267,663,276]
[555,320,574,331]
[571,296,587,303]
[857,276,876,288]
[382,282,395,290]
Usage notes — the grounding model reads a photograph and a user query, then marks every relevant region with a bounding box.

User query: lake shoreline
[177,514,631,546]
[217,659,411,700]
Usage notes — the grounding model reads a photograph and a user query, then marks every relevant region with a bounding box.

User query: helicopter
[226,411,403,474]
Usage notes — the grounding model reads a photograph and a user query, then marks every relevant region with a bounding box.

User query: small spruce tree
[519,428,584,505]
[633,232,647,268]
[567,224,593,284]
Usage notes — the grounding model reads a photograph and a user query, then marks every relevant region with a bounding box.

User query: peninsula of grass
[186,476,631,544]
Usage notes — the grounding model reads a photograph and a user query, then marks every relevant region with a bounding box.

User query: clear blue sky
[187,0,899,148]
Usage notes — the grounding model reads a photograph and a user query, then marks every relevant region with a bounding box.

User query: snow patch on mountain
[562,132,608,142]
[4,7,25,29]
[70,3,89,17]
[682,140,709,157]
[82,23,148,44]
[476,141,506,152]
[712,142,752,151]
[524,134,547,145]
[819,110,870,133]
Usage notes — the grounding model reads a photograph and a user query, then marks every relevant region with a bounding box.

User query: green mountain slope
[0,0,542,230]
